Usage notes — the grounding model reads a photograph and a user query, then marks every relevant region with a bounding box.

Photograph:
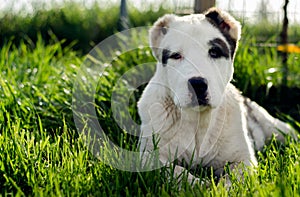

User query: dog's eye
[169,52,182,60]
[208,47,223,59]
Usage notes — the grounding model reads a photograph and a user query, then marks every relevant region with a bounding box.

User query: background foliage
[0,3,168,54]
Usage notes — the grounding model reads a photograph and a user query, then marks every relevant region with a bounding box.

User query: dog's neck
[156,94,216,162]
[160,94,213,133]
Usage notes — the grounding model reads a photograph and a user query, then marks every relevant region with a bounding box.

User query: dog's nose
[188,77,208,105]
[188,77,208,95]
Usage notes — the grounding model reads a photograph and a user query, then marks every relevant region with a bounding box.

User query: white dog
[137,8,295,184]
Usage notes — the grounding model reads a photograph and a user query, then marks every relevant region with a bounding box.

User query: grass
[234,32,300,90]
[0,31,300,196]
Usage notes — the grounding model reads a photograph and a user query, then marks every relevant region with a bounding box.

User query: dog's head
[149,8,241,110]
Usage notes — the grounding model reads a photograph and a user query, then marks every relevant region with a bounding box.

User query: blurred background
[1,0,300,53]
[1,0,300,24]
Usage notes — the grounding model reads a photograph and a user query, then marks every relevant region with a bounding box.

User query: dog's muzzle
[188,77,209,106]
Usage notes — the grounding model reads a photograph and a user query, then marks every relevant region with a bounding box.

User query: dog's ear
[205,7,241,41]
[205,8,241,57]
[149,14,176,59]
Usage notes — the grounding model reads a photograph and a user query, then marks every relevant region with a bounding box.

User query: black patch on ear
[205,11,230,32]
[205,10,237,58]
[162,49,170,66]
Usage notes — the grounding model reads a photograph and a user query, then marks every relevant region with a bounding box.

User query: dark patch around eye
[162,49,170,66]
[162,49,183,66]
[208,38,230,59]
[209,47,223,58]
[169,52,182,60]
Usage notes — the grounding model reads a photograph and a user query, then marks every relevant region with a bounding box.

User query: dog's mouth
[190,85,209,106]
[188,89,210,108]
[187,101,211,112]
[188,95,210,109]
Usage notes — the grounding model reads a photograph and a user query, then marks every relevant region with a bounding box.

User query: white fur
[138,8,295,184]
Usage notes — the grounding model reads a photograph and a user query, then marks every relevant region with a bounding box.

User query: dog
[137,8,295,184]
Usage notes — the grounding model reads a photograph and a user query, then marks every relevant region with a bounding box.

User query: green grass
[234,32,300,90]
[1,33,300,196]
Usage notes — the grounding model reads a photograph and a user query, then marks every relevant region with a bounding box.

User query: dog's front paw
[174,165,210,187]
[187,172,200,185]
[215,162,249,189]
[182,171,211,187]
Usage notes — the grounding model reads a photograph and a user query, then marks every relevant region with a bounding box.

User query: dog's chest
[156,110,213,164]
